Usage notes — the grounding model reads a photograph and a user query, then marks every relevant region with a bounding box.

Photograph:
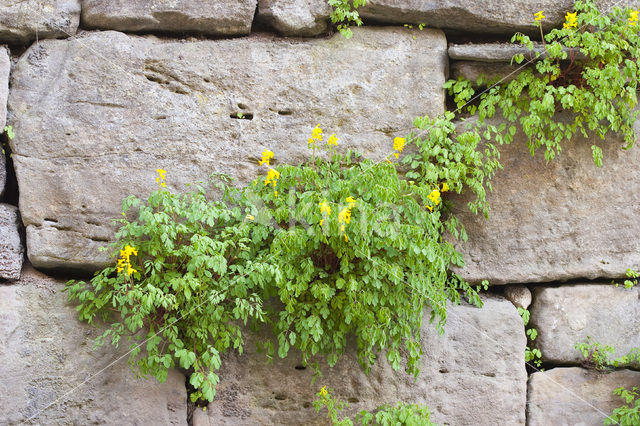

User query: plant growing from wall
[328,0,366,38]
[517,307,543,368]
[575,338,640,425]
[445,0,640,166]
[314,386,436,425]
[66,125,493,403]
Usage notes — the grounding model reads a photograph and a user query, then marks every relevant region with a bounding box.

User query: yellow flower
[156,168,167,187]
[441,182,450,192]
[426,204,433,212]
[264,168,280,187]
[117,245,137,276]
[534,11,545,21]
[563,11,577,29]
[630,10,639,26]
[327,134,338,146]
[345,196,356,207]
[427,189,441,206]
[394,153,399,159]
[311,124,323,142]
[393,137,405,152]
[319,386,328,396]
[319,219,324,226]
[338,207,351,224]
[274,190,278,197]
[246,214,255,221]
[344,234,349,243]
[319,200,331,216]
[258,150,274,166]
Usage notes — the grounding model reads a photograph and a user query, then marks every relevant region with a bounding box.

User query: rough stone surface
[528,367,640,426]
[81,0,257,36]
[0,0,80,44]
[195,296,527,425]
[0,264,187,425]
[360,1,629,35]
[504,285,531,310]
[450,61,524,88]
[257,0,332,36]
[0,204,22,280]
[530,284,640,366]
[451,119,640,284]
[448,42,588,63]
[8,28,447,272]
[0,46,9,198]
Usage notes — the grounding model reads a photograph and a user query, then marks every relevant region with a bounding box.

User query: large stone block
[359,1,632,36]
[8,28,447,272]
[530,284,640,366]
[0,264,187,425]
[528,367,640,425]
[0,0,80,44]
[0,204,22,280]
[257,0,333,36]
[451,119,640,284]
[81,0,257,36]
[194,296,527,425]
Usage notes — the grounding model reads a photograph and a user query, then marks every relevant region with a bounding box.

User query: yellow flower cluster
[630,10,639,26]
[156,168,167,188]
[563,11,577,29]
[318,200,331,226]
[338,196,356,242]
[258,150,274,166]
[327,134,338,146]
[319,386,328,397]
[393,137,405,159]
[117,245,137,275]
[257,149,280,197]
[534,11,545,21]
[308,124,323,146]
[425,183,449,212]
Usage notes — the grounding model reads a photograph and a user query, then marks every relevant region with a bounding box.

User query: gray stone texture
[450,61,523,87]
[1,46,9,198]
[448,42,588,63]
[81,0,257,36]
[8,28,447,272]
[257,0,332,36]
[451,119,640,284]
[0,0,80,44]
[504,285,532,310]
[360,1,631,35]
[0,264,187,425]
[530,284,640,366]
[0,204,22,280]
[195,296,527,425]
[528,367,640,426]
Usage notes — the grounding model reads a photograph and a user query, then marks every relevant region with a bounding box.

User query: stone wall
[0,1,638,425]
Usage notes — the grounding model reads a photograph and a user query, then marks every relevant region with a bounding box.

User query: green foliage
[604,387,640,426]
[314,386,436,425]
[328,0,367,38]
[620,268,639,289]
[448,0,640,166]
[66,126,489,403]
[575,337,640,370]
[518,307,542,368]
[2,124,13,155]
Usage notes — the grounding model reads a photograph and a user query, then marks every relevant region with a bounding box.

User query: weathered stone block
[8,28,447,272]
[530,284,640,366]
[195,296,527,425]
[528,367,640,425]
[504,285,532,310]
[452,119,640,284]
[81,0,257,36]
[360,1,633,36]
[0,265,187,425]
[0,204,22,280]
[0,0,80,44]
[257,0,332,36]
